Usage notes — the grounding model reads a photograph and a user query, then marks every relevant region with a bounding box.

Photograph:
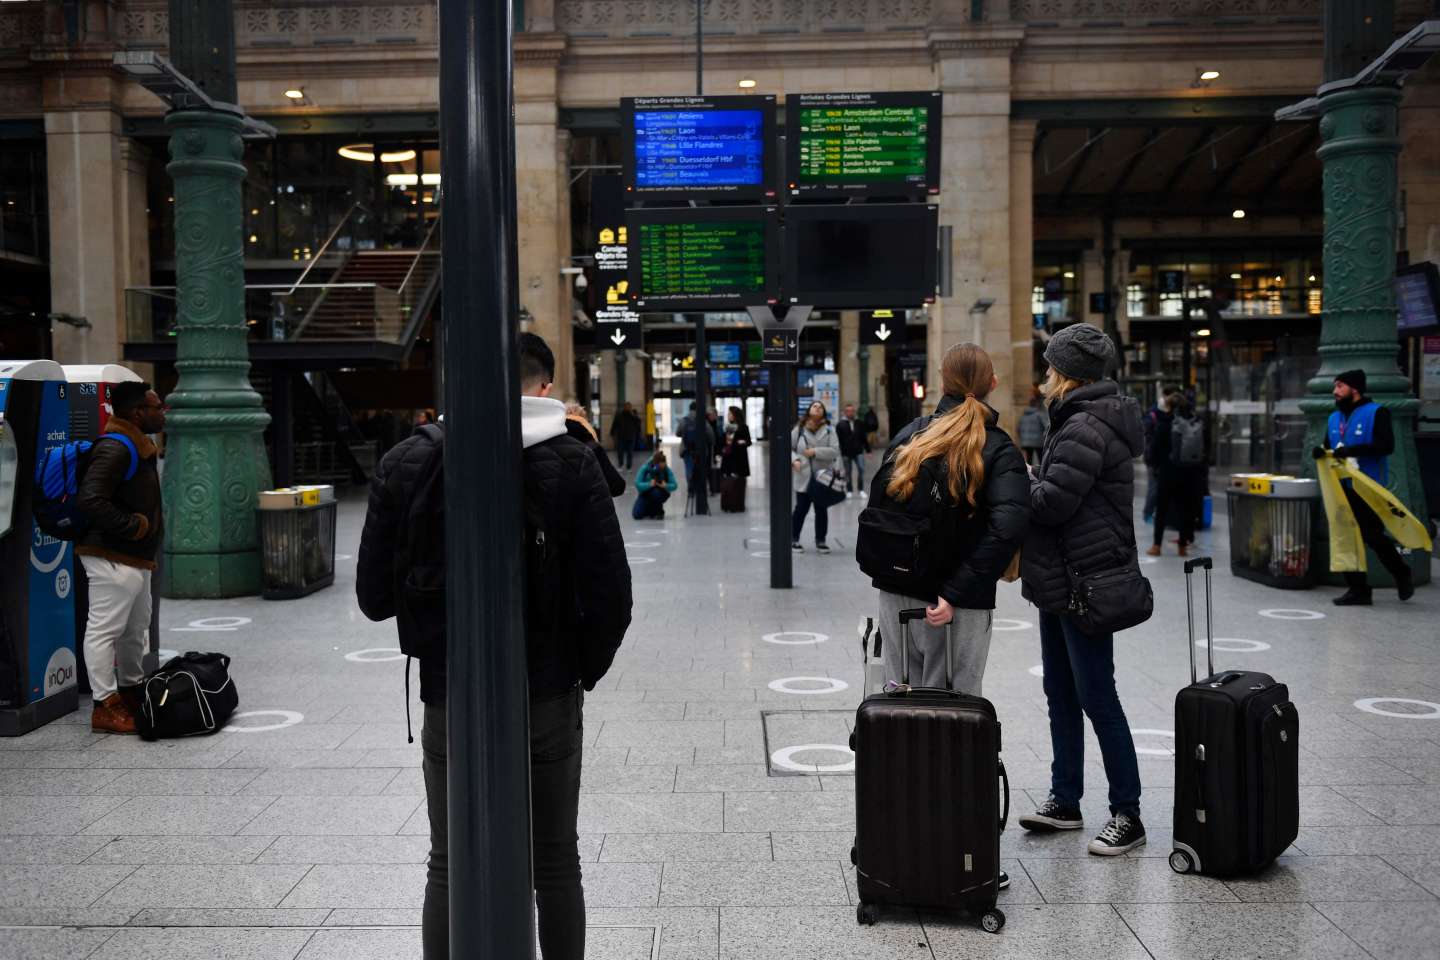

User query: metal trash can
[257,486,337,600]
[1226,474,1320,589]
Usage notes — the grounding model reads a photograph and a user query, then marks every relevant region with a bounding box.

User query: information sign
[1395,262,1440,336]
[591,174,641,350]
[762,328,800,363]
[861,309,905,346]
[622,95,777,202]
[627,206,780,311]
[785,92,941,199]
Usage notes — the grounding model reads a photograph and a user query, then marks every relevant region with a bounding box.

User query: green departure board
[795,105,929,185]
[636,220,767,302]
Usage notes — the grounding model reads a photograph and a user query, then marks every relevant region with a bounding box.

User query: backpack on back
[394,425,445,661]
[1171,416,1206,467]
[33,436,139,541]
[856,419,959,592]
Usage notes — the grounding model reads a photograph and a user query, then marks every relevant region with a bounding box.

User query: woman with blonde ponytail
[859,342,1030,699]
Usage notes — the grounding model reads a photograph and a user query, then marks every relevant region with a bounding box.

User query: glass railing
[125,283,409,344]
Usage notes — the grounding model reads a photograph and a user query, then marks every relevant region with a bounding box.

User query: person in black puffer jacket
[866,342,1029,696]
[1016,322,1149,860]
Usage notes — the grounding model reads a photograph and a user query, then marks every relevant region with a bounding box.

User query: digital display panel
[709,343,742,365]
[785,92,941,198]
[783,204,938,308]
[623,96,777,201]
[1395,262,1440,336]
[627,206,781,311]
[711,369,742,389]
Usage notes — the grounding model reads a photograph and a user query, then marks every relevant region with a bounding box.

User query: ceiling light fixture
[1232,209,1246,219]
[1193,68,1221,89]
[738,77,757,89]
[1196,328,1212,337]
[337,144,417,164]
[284,87,305,100]
[1063,271,1075,279]
[1308,274,1317,282]
[1229,273,1242,280]
[1199,70,1221,81]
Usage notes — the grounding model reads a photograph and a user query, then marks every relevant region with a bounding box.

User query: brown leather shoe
[91,694,138,735]
[1146,545,1162,557]
[1177,544,1190,558]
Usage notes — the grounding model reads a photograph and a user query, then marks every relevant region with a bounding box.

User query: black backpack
[138,652,238,740]
[394,425,446,661]
[855,419,959,592]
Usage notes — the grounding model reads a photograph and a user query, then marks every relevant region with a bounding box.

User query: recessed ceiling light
[1274,275,1284,282]
[738,78,757,89]
[1196,328,1212,337]
[1199,70,1221,81]
[1232,209,1246,219]
[1063,271,1075,279]
[284,88,305,100]
[1308,274,1317,282]
[1230,273,1242,280]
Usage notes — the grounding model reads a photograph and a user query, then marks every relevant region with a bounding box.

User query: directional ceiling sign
[861,309,905,346]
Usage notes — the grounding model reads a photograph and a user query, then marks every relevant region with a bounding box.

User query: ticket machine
[62,364,160,681]
[0,360,77,736]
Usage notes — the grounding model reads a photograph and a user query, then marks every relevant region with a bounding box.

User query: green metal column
[160,109,272,598]
[1301,85,1430,586]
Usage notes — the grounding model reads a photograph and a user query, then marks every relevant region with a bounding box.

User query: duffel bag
[138,652,238,740]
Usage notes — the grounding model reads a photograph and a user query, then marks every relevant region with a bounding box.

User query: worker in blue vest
[1314,369,1415,606]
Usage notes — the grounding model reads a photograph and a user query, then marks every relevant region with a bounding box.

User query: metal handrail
[398,213,442,299]
[286,202,371,295]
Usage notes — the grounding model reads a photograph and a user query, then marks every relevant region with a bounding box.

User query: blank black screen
[789,214,932,298]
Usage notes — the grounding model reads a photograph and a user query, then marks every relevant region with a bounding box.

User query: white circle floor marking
[1353,697,1440,719]
[171,616,252,633]
[762,631,829,646]
[767,676,850,695]
[750,550,770,559]
[1201,637,1272,654]
[629,556,656,565]
[1131,728,1176,757]
[993,619,1033,632]
[625,541,661,549]
[1028,664,1044,678]
[1259,608,1325,621]
[1139,556,1160,566]
[225,710,304,733]
[345,647,406,663]
[771,743,855,774]
[750,525,768,532]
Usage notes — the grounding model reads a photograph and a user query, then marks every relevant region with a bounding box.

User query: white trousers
[81,556,151,702]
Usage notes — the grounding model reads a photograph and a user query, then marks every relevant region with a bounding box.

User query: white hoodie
[521,396,567,450]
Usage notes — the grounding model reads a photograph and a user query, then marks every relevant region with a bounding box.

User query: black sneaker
[997,869,1010,890]
[1088,814,1146,856]
[816,543,831,554]
[1333,589,1373,606]
[1018,797,1083,832]
[1398,570,1415,602]
[792,542,804,552]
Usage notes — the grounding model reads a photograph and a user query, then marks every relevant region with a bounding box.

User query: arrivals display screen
[1395,262,1440,336]
[783,204,938,308]
[626,206,781,311]
[785,92,941,198]
[622,96,777,202]
[709,343,743,365]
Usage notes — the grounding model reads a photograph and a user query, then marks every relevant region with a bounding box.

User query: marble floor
[3,472,1439,959]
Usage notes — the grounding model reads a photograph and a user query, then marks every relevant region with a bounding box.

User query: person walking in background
[791,401,842,554]
[676,401,699,486]
[358,332,632,960]
[1141,389,1177,523]
[566,403,625,498]
[77,381,165,734]
[1151,397,1206,557]
[609,401,641,471]
[719,406,751,513]
[633,450,679,520]
[1018,323,1149,857]
[1318,369,1415,605]
[1017,389,1047,465]
[836,402,870,497]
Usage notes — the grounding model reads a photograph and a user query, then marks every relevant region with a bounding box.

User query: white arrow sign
[609,330,627,346]
[875,323,892,341]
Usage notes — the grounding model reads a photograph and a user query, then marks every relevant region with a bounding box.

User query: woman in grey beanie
[1017,323,1151,857]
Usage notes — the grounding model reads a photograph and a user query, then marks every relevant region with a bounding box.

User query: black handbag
[138,652,239,740]
[1065,559,1154,635]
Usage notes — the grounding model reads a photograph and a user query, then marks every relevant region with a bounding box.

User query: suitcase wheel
[1168,850,1194,875]
[849,844,857,866]
[980,908,1005,934]
[856,902,879,926]
[848,732,856,752]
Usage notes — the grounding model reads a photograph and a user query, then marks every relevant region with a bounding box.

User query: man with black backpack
[76,381,165,734]
[356,332,631,960]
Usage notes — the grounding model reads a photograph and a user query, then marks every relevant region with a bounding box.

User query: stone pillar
[839,310,860,409]
[1301,86,1430,586]
[160,109,271,598]
[44,110,128,364]
[1008,120,1037,432]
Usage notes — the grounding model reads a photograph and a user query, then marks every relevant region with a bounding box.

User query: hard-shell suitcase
[720,475,745,513]
[1171,557,1299,877]
[850,609,1009,933]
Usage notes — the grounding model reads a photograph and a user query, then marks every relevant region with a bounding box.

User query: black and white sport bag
[138,652,239,740]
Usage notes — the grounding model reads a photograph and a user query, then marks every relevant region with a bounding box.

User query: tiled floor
[3,466,1439,959]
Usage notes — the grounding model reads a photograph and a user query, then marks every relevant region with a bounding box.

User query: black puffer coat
[1021,381,1145,613]
[868,396,1030,610]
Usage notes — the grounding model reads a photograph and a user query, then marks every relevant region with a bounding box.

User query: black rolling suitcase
[851,609,1009,933]
[1171,557,1299,877]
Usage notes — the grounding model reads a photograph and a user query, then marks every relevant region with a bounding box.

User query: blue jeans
[1038,610,1142,818]
[791,489,828,545]
[845,454,866,492]
[632,486,669,520]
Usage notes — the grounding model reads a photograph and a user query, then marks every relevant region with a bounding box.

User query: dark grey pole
[693,314,710,514]
[769,361,793,587]
[437,1,534,958]
[696,0,704,95]
[271,371,293,488]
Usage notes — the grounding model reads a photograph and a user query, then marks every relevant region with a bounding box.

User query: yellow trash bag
[1317,456,1434,572]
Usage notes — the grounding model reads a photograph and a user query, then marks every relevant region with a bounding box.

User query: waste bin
[1226,474,1320,589]
[257,486,337,600]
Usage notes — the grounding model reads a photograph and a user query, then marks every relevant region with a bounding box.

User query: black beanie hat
[1334,369,1367,394]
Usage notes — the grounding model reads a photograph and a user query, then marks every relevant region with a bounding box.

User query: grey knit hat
[1044,323,1115,382]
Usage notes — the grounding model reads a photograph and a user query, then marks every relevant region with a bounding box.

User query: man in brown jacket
[78,381,165,734]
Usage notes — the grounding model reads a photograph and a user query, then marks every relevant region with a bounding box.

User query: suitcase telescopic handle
[1184,556,1215,685]
[898,608,953,690]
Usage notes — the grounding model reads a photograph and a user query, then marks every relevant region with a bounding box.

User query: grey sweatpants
[878,590,994,696]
